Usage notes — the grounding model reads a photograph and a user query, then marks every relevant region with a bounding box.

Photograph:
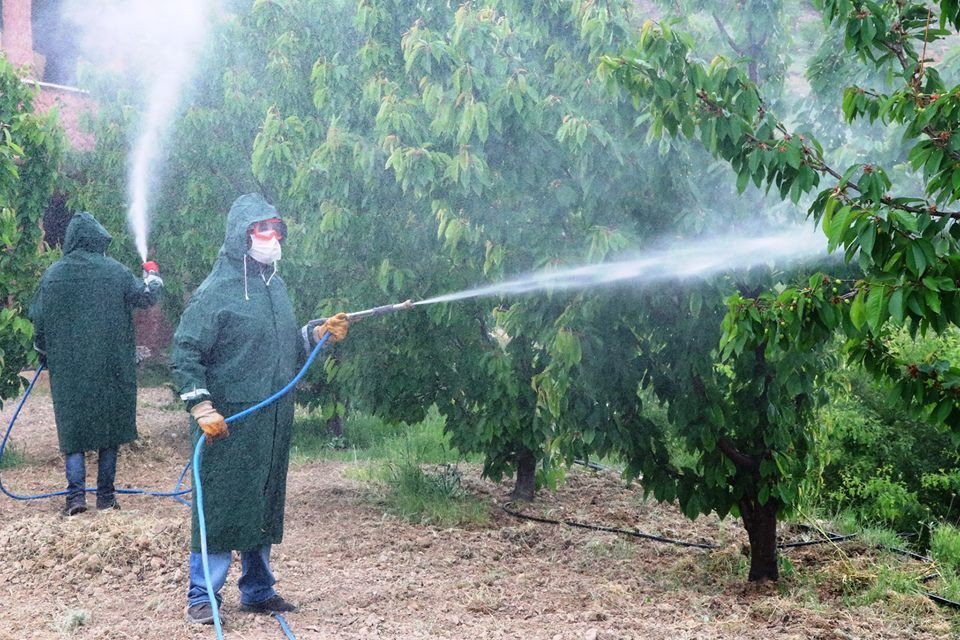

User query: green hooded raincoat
[29,212,159,454]
[171,194,302,553]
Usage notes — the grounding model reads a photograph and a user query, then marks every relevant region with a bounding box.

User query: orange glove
[190,401,229,440]
[313,312,349,343]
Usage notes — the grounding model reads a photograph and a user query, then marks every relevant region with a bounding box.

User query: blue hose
[194,332,329,639]
[2,333,330,639]
[274,614,297,639]
[0,365,192,502]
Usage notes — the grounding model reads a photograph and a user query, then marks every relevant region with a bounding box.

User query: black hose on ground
[502,501,718,549]
[500,502,960,610]
[502,502,857,550]
[777,533,857,548]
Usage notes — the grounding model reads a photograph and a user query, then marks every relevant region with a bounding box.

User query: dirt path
[0,378,956,639]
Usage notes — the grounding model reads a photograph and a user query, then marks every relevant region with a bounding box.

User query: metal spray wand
[303,299,414,344]
[341,299,414,322]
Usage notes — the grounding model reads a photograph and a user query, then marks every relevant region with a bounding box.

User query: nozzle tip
[400,299,413,309]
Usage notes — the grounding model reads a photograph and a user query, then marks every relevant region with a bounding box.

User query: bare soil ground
[1,373,957,640]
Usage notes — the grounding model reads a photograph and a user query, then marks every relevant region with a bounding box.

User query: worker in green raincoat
[29,212,163,515]
[171,193,348,625]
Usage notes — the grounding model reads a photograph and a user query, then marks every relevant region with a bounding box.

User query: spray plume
[415,226,830,306]
[65,0,214,261]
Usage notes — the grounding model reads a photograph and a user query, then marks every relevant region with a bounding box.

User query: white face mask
[248,235,282,264]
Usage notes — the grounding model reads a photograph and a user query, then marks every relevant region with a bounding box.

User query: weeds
[377,460,489,527]
[584,535,636,562]
[931,524,960,575]
[292,405,487,527]
[931,524,960,602]
[0,442,26,469]
[291,405,464,464]
[57,609,91,632]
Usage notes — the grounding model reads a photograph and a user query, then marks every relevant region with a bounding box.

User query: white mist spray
[66,0,214,261]
[415,225,830,306]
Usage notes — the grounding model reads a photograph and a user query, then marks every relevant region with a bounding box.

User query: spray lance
[301,299,415,345]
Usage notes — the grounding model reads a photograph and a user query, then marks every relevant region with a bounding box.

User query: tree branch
[922,126,960,163]
[718,436,759,473]
[691,90,960,220]
[878,39,909,70]
[711,13,747,57]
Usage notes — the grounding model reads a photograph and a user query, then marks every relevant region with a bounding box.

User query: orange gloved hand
[190,401,229,440]
[313,312,349,343]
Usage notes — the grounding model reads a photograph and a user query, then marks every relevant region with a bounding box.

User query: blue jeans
[187,545,277,607]
[65,447,118,503]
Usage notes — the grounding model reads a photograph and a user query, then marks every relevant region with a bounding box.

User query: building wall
[2,0,95,149]
[30,82,96,150]
[1,0,36,69]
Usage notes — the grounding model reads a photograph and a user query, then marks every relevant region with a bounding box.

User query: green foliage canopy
[602,1,960,480]
[0,58,65,406]
[246,0,693,492]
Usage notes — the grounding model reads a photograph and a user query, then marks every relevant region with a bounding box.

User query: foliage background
[5,0,960,581]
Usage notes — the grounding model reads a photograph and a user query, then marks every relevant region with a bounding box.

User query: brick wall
[31,83,96,150]
[2,0,35,69]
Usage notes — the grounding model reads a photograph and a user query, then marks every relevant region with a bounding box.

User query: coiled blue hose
[194,332,329,639]
[2,333,330,640]
[0,366,193,502]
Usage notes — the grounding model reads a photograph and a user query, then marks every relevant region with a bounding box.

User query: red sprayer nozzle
[142,261,159,274]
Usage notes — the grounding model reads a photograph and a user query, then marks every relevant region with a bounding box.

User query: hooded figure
[171,193,347,625]
[29,211,162,514]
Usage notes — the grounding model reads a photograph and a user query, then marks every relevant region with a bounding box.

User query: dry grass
[1,384,959,638]
[1,511,187,584]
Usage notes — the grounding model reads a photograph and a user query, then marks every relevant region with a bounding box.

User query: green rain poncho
[171,194,303,553]
[29,212,160,454]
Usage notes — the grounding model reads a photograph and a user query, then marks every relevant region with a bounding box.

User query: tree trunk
[740,497,779,581]
[511,448,537,501]
[326,414,343,438]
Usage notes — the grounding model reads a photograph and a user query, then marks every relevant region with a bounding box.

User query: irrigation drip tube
[777,533,857,549]
[501,502,960,611]
[501,502,849,550]
[573,459,617,473]
[501,501,717,549]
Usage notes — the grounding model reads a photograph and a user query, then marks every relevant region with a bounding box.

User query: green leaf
[858,221,877,256]
[907,243,927,276]
[736,168,749,193]
[888,287,905,322]
[689,291,703,317]
[850,289,867,330]
[865,285,886,332]
[925,288,942,314]
[932,400,953,425]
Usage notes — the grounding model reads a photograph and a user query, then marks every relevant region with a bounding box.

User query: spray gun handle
[302,299,414,354]
[307,300,414,327]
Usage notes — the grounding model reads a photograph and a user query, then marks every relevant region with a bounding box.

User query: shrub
[817,349,960,534]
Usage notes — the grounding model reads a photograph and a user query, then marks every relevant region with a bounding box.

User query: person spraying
[171,193,348,625]
[28,212,163,515]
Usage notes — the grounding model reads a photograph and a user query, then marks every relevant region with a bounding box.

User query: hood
[63,212,112,255]
[221,193,282,261]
